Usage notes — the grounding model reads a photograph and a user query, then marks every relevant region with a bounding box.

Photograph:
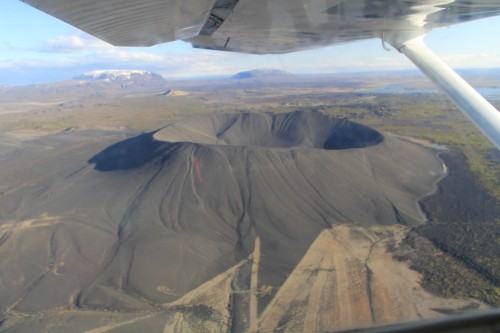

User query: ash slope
[154,111,383,149]
[0,112,445,331]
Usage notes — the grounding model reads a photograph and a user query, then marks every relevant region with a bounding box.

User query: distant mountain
[231,69,294,79]
[74,70,166,87]
[0,70,168,103]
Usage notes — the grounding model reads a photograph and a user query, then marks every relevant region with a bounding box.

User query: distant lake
[361,84,500,100]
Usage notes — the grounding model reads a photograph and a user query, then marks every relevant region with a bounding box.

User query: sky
[1,0,500,85]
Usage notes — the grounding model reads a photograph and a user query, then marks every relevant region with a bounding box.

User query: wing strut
[390,35,500,150]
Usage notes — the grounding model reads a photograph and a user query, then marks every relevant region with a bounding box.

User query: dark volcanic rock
[154,111,383,149]
[417,151,500,284]
[0,112,445,331]
[80,112,441,307]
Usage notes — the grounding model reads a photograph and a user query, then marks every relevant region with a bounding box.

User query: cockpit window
[0,1,499,332]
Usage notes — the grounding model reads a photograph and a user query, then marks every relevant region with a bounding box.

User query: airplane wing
[19,0,500,53]
[19,0,219,47]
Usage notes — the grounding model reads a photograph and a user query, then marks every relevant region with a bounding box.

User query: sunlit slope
[0,111,452,331]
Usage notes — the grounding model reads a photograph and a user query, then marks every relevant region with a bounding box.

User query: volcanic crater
[154,111,384,149]
[0,111,450,332]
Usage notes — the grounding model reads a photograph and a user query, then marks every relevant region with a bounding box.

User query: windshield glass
[0,1,499,332]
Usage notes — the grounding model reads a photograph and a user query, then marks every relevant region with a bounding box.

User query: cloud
[81,46,240,77]
[0,40,239,83]
[441,53,500,68]
[0,44,414,84]
[41,34,113,53]
[94,49,165,63]
[4,30,499,85]
[26,32,234,77]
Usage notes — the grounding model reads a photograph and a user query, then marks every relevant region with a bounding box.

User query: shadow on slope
[88,131,173,171]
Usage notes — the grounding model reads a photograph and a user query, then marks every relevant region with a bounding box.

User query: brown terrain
[0,71,497,332]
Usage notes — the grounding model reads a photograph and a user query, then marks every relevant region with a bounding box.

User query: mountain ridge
[231,69,295,80]
[74,69,166,85]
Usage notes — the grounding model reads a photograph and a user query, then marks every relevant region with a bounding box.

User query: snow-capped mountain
[0,70,169,103]
[74,70,166,87]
